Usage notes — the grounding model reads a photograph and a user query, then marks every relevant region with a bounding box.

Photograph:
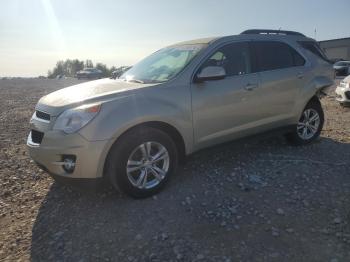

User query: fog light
[62,156,76,173]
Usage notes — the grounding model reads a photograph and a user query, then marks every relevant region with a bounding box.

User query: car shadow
[30,134,350,261]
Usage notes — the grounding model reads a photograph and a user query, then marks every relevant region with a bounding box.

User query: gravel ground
[0,78,350,262]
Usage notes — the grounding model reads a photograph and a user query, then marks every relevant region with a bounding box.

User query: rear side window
[298,41,330,62]
[252,41,304,72]
[290,48,306,66]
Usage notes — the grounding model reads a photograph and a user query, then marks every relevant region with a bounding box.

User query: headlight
[53,103,101,134]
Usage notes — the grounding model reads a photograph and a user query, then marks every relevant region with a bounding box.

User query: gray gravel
[0,78,350,261]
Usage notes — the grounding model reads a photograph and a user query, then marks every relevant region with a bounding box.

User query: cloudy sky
[1,0,349,76]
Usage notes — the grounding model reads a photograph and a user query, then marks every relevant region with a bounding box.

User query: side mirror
[195,66,226,83]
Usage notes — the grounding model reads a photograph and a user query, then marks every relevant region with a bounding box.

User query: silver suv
[27,29,334,198]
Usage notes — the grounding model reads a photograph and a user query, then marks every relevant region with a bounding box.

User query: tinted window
[298,41,330,62]
[290,48,306,66]
[253,41,296,71]
[200,42,251,76]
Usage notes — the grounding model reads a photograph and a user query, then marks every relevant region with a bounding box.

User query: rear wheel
[286,99,324,145]
[105,127,178,198]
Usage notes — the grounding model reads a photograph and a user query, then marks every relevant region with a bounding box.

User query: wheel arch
[285,93,324,145]
[306,95,321,107]
[295,80,324,120]
[102,121,187,178]
[141,121,187,164]
[296,94,322,120]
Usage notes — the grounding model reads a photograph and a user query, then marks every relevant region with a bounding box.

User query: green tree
[47,58,130,79]
[85,59,93,68]
[109,66,117,75]
[95,62,109,77]
[66,59,84,77]
[48,60,65,78]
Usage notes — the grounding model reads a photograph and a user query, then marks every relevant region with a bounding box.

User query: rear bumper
[27,130,111,179]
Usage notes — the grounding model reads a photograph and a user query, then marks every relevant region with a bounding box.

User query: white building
[319,37,350,61]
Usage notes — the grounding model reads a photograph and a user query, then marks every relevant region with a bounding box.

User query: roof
[169,29,312,47]
[171,34,310,47]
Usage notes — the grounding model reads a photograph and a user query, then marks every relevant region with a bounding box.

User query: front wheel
[286,99,324,145]
[105,127,178,198]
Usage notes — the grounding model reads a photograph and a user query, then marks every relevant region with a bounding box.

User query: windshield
[120,44,206,83]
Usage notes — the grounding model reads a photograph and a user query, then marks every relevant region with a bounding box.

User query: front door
[191,42,260,148]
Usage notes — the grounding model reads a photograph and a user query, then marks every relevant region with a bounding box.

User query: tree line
[47,59,128,78]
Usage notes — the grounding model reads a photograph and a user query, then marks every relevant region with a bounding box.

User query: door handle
[297,72,304,79]
[244,83,258,91]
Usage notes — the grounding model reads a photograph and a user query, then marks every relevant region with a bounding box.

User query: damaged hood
[36,78,156,116]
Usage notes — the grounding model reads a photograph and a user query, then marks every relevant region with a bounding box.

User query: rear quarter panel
[292,58,334,122]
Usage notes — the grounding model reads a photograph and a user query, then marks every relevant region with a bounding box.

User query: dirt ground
[0,78,350,262]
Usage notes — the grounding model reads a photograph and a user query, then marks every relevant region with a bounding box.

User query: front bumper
[335,85,350,103]
[27,130,111,179]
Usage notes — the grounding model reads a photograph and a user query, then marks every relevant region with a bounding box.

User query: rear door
[250,41,307,125]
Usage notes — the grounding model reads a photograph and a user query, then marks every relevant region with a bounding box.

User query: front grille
[36,110,50,121]
[31,130,44,144]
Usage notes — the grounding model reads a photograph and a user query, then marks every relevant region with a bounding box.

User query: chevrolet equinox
[27,29,334,198]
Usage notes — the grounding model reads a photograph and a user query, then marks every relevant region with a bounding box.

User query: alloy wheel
[126,141,170,189]
[297,108,320,140]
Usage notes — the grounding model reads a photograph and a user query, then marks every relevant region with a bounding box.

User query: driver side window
[200,42,251,77]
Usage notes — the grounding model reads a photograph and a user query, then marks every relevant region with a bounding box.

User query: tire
[105,126,178,198]
[285,99,324,145]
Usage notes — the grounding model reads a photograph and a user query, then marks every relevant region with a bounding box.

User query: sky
[1,0,350,77]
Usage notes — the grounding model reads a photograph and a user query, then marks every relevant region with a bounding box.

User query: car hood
[36,78,156,116]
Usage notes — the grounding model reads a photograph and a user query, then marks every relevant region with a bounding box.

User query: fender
[78,91,194,153]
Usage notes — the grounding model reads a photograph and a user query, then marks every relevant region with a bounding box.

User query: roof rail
[241,29,305,37]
